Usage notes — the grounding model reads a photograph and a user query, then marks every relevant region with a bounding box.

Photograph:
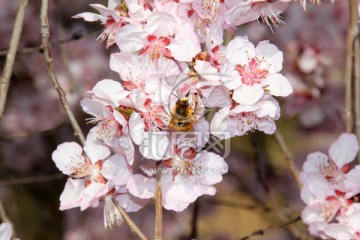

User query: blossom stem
[274,131,301,189]
[0,0,28,119]
[344,0,359,134]
[40,0,86,145]
[154,161,163,240]
[112,199,148,240]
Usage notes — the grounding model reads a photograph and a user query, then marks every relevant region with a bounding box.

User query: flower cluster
[52,0,294,229]
[300,133,360,239]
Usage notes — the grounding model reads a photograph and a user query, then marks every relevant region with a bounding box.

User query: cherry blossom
[220,36,293,105]
[53,0,299,233]
[224,0,289,28]
[73,1,132,48]
[161,148,228,211]
[302,133,359,192]
[81,79,135,164]
[300,133,360,239]
[115,11,201,62]
[52,139,126,210]
[211,94,280,138]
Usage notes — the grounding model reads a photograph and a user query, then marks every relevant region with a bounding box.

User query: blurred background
[0,0,350,239]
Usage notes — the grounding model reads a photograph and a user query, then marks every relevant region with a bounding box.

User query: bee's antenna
[171,93,180,100]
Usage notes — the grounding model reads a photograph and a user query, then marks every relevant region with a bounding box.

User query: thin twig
[40,0,85,145]
[345,0,359,133]
[239,216,301,240]
[204,199,271,212]
[252,134,307,239]
[0,30,93,57]
[154,161,163,240]
[189,199,200,239]
[39,2,148,238]
[112,199,148,240]
[273,131,302,189]
[0,0,28,119]
[0,173,64,187]
[355,38,360,163]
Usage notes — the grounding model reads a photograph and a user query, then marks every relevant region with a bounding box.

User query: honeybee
[169,93,203,132]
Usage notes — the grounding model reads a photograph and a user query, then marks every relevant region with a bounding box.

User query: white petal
[344,166,360,198]
[329,133,359,168]
[257,41,283,73]
[102,155,131,186]
[192,117,210,148]
[233,84,264,105]
[300,172,335,202]
[257,118,276,134]
[90,4,121,21]
[83,142,111,165]
[225,36,256,65]
[0,223,12,240]
[324,224,356,240]
[139,131,170,160]
[91,79,130,106]
[202,85,232,108]
[59,178,84,210]
[126,174,156,199]
[167,24,201,62]
[115,23,147,52]
[80,182,108,211]
[114,193,148,212]
[303,152,329,173]
[197,151,228,185]
[263,73,293,97]
[72,12,105,22]
[52,142,84,175]
[129,112,145,145]
[145,12,177,37]
[118,135,135,165]
[81,98,112,120]
[210,106,237,139]
[194,60,220,82]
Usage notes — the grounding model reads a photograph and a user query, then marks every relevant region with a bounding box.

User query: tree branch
[355,37,360,163]
[345,0,359,133]
[0,173,64,187]
[204,199,271,212]
[189,199,200,239]
[38,1,148,238]
[154,161,163,240]
[40,0,85,145]
[273,131,301,189]
[112,199,148,240]
[0,30,94,57]
[0,0,28,119]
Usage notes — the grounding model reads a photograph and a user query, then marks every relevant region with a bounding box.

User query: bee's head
[176,97,189,106]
